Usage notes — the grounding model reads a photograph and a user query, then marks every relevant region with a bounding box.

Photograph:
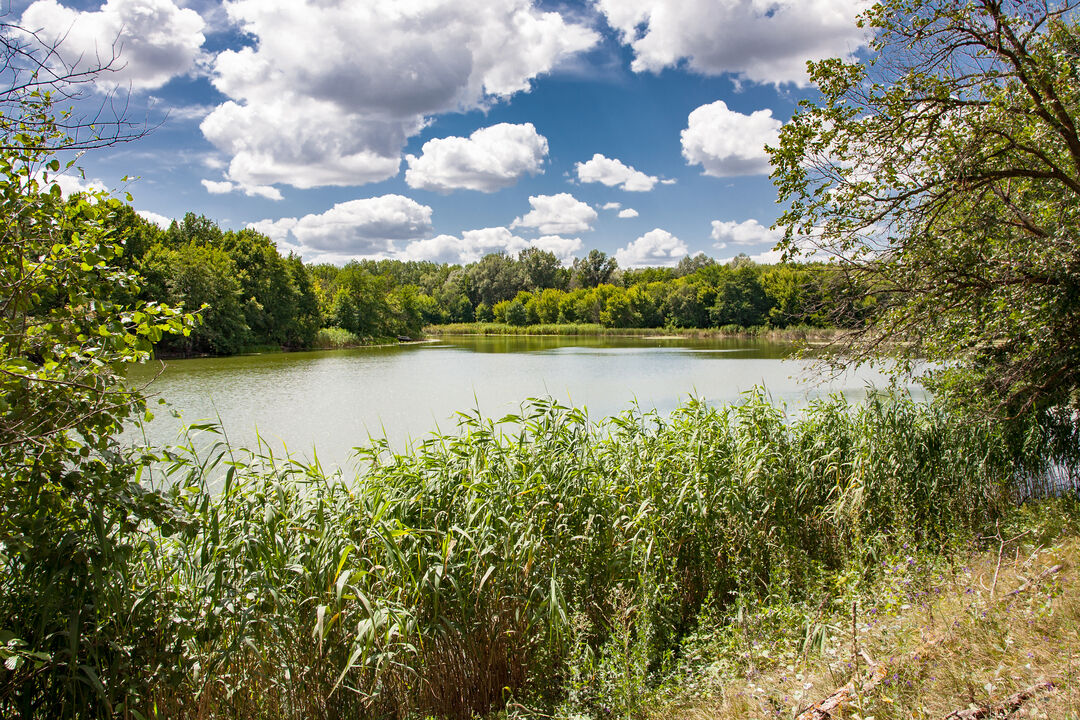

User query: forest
[118,209,865,356]
[3,0,1080,718]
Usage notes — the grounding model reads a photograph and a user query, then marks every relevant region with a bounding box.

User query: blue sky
[12,0,870,267]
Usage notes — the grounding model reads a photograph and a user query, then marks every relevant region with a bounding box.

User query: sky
[10,0,872,267]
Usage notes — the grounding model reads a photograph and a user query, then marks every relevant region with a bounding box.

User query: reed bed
[118,391,1076,719]
[424,323,837,342]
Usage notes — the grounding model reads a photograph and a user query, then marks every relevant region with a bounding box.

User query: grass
[311,327,397,349]
[425,322,839,342]
[653,498,1080,719]
[4,391,1076,718]
[122,391,1076,720]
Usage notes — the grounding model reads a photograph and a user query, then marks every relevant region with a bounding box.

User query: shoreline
[424,322,841,342]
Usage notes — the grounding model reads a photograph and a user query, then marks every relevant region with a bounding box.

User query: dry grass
[657,501,1080,720]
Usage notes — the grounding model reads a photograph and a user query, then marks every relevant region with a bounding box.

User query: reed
[118,391,1076,719]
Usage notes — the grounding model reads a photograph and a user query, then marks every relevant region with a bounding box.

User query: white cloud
[201,179,234,194]
[44,172,108,197]
[251,195,433,261]
[682,101,782,177]
[201,177,283,201]
[19,0,206,90]
[137,209,172,228]
[531,235,582,264]
[202,1,597,189]
[617,208,639,219]
[402,228,582,265]
[601,202,622,210]
[575,153,658,191]
[246,217,301,254]
[405,123,548,193]
[402,226,529,264]
[596,0,869,86]
[660,178,677,185]
[615,228,688,268]
[718,249,786,265]
[710,218,781,249]
[511,192,597,235]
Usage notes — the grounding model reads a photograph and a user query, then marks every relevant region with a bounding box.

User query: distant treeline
[114,210,872,355]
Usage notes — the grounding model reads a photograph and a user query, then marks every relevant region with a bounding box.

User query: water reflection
[126,335,922,469]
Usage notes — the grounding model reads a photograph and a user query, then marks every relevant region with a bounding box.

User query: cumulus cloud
[531,235,583,264]
[575,153,658,192]
[710,218,782,249]
[46,173,108,197]
[596,0,869,85]
[250,195,433,261]
[402,227,529,264]
[137,209,172,228]
[19,0,205,90]
[601,202,622,210]
[682,101,782,177]
[202,1,597,190]
[615,228,688,268]
[618,208,639,219]
[201,177,283,201]
[402,229,582,265]
[511,193,597,235]
[405,123,548,193]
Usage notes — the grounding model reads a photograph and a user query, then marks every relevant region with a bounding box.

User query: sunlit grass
[425,322,837,341]
[119,390,1079,719]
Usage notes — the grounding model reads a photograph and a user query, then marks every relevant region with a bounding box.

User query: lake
[126,334,922,469]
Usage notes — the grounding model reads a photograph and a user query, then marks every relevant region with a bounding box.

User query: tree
[1,14,147,152]
[518,247,565,291]
[0,99,194,713]
[771,0,1080,416]
[711,266,772,328]
[572,249,617,288]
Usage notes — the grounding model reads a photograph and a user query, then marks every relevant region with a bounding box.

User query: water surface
[127,335,920,468]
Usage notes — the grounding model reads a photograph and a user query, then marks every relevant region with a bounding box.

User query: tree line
[115,211,869,355]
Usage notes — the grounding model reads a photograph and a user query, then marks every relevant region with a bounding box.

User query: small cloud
[137,210,172,228]
[615,228,688,267]
[617,208,639,219]
[531,235,582,264]
[710,218,781,249]
[401,227,529,264]
[660,178,677,185]
[45,172,109,198]
[601,201,622,210]
[512,192,597,235]
[201,177,283,201]
[575,153,658,191]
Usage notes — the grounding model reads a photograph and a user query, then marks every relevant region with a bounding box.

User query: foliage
[771,0,1080,416]
[125,390,1076,719]
[0,92,194,715]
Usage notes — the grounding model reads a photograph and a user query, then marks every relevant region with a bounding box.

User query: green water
[126,335,920,468]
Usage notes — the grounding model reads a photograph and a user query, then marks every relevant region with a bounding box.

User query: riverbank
[120,393,1075,719]
[651,498,1080,719]
[425,322,840,342]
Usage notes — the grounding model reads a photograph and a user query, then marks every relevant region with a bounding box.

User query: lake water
[126,335,922,469]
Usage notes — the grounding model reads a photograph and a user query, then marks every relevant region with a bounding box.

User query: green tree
[148,242,250,355]
[572,249,618,288]
[710,265,772,328]
[771,0,1080,415]
[467,253,520,307]
[0,97,194,713]
[518,247,565,291]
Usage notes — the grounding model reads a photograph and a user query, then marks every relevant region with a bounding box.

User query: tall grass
[425,322,837,341]
[114,391,1076,719]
